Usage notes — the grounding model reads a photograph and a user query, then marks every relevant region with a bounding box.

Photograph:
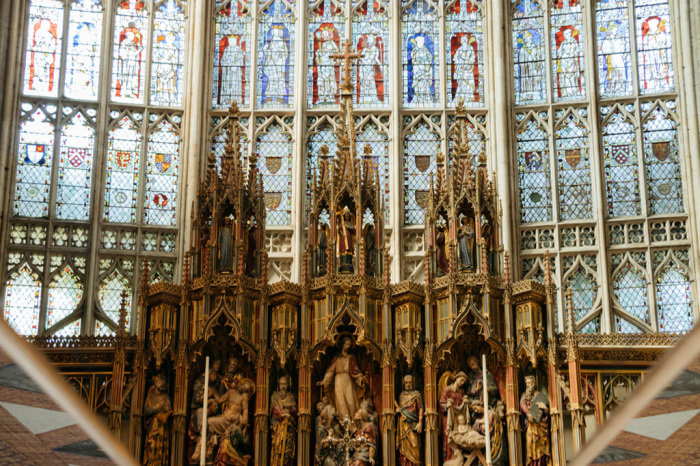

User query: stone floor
[0,349,114,465]
[593,355,700,465]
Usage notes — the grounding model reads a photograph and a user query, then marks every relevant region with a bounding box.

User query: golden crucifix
[330,39,365,89]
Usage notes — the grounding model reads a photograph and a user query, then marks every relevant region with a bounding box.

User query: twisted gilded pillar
[297,339,312,466]
[381,339,396,465]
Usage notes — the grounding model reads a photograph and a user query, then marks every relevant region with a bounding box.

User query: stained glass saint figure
[517,30,544,102]
[314,25,340,103]
[600,21,628,95]
[555,27,581,98]
[117,29,143,99]
[152,32,179,105]
[357,33,382,104]
[452,34,476,103]
[408,34,435,104]
[640,16,671,93]
[68,22,97,96]
[30,19,59,93]
[220,35,245,103]
[261,0,291,105]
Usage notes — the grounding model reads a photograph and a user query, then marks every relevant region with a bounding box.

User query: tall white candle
[200,356,210,466]
[483,354,492,465]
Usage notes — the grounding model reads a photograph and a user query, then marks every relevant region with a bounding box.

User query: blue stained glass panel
[512,0,546,105]
[144,117,180,226]
[104,114,142,223]
[446,0,483,107]
[151,0,186,107]
[258,0,295,108]
[307,0,344,108]
[643,106,682,215]
[353,0,389,108]
[65,0,103,100]
[402,0,439,107]
[111,0,148,104]
[56,110,95,220]
[636,0,674,95]
[517,118,552,223]
[14,106,55,218]
[551,0,585,102]
[556,114,592,220]
[213,0,252,108]
[596,0,632,97]
[403,120,440,225]
[602,108,640,217]
[256,122,293,225]
[23,0,64,97]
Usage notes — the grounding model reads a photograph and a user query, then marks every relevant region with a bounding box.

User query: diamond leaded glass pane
[612,264,649,326]
[96,268,132,336]
[56,109,95,221]
[656,259,693,333]
[256,122,293,225]
[566,264,598,334]
[556,113,592,220]
[357,121,390,223]
[144,116,180,226]
[517,117,552,223]
[306,120,337,213]
[4,262,42,336]
[14,106,55,218]
[46,264,83,334]
[403,119,440,225]
[602,108,640,218]
[104,114,142,223]
[643,106,682,215]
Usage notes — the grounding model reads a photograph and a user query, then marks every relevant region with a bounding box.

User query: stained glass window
[357,119,391,222]
[46,262,84,335]
[258,0,295,108]
[353,0,389,108]
[256,120,293,225]
[307,0,344,108]
[551,0,585,102]
[556,111,591,220]
[144,115,181,226]
[612,262,649,328]
[210,115,250,170]
[65,0,103,100]
[104,113,142,223]
[56,109,96,221]
[402,0,439,107]
[112,0,148,104]
[596,0,632,97]
[151,0,186,107]
[512,0,546,105]
[446,0,483,107]
[23,0,64,97]
[213,0,252,108]
[306,119,337,211]
[516,115,552,223]
[4,262,42,336]
[566,263,599,334]
[602,106,640,218]
[96,267,133,336]
[636,0,674,95]
[14,105,56,218]
[403,118,440,225]
[643,104,682,215]
[655,256,693,333]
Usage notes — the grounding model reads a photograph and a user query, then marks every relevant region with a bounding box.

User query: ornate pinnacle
[478,150,487,165]
[456,98,466,117]
[565,287,575,335]
[481,238,488,274]
[544,250,552,286]
[320,144,329,157]
[436,151,444,165]
[118,290,128,337]
[182,251,190,289]
[504,250,511,285]
[363,143,372,156]
[228,100,239,118]
[139,257,150,304]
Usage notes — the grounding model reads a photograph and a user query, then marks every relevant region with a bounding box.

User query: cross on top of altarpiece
[330,39,365,89]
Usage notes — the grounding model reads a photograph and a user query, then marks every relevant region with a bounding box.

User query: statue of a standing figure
[317,223,328,276]
[465,356,499,406]
[245,225,257,277]
[143,374,172,465]
[270,376,298,466]
[317,337,367,420]
[436,223,448,276]
[520,376,551,466]
[219,217,234,272]
[189,360,222,464]
[439,371,469,462]
[458,217,475,271]
[396,375,424,466]
[364,224,376,276]
[337,208,356,274]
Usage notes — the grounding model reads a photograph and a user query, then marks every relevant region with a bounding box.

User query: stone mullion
[392,0,403,282]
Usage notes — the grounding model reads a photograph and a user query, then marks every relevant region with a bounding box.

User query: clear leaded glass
[4,262,43,336]
[612,263,649,327]
[602,107,640,217]
[517,116,552,223]
[104,113,142,223]
[656,259,693,332]
[56,109,96,221]
[643,105,682,215]
[566,263,599,334]
[256,120,293,225]
[144,115,181,226]
[556,112,592,220]
[46,263,84,335]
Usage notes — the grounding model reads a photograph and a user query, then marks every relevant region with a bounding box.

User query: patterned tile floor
[593,355,700,465]
[0,349,114,465]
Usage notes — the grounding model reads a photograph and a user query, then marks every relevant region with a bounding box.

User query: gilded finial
[565,287,575,334]
[363,143,372,156]
[320,144,329,157]
[228,100,239,118]
[478,150,487,164]
[456,98,466,116]
[436,151,445,165]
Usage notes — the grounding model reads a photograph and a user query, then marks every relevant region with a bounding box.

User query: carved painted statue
[396,375,424,466]
[318,337,366,420]
[337,209,356,273]
[143,374,172,465]
[439,371,469,461]
[219,217,234,271]
[189,360,221,464]
[520,376,551,466]
[211,380,255,466]
[270,376,298,466]
[350,408,377,466]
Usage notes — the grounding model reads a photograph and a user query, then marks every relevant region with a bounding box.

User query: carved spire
[504,250,511,285]
[139,257,150,305]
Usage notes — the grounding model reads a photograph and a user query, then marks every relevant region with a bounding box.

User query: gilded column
[381,339,395,465]
[171,342,189,465]
[254,343,270,466]
[129,260,151,460]
[423,339,438,466]
[108,291,129,436]
[545,258,565,465]
[565,289,585,454]
[297,339,312,466]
